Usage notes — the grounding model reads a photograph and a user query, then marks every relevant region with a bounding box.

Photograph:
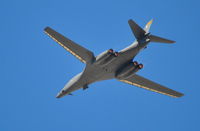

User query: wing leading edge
[44,27,94,63]
[119,74,184,98]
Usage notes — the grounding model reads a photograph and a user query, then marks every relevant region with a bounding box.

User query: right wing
[119,74,184,98]
[44,27,95,63]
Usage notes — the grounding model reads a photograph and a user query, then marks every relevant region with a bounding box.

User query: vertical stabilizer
[144,19,153,33]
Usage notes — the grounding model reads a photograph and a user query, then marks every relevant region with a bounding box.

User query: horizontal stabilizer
[128,19,146,40]
[149,35,175,44]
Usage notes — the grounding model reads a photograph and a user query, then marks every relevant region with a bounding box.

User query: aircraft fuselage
[45,19,183,98]
[56,40,149,98]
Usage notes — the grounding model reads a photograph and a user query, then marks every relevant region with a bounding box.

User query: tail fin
[144,19,153,33]
[128,19,175,44]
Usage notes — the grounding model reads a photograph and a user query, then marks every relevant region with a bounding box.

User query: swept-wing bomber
[44,19,184,98]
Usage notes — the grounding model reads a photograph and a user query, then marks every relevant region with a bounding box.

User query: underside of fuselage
[47,19,183,99]
[56,42,147,98]
[82,40,147,83]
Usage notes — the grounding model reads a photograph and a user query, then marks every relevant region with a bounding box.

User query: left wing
[118,74,184,98]
[44,27,95,63]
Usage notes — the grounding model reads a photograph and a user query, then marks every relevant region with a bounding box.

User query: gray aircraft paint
[44,19,183,98]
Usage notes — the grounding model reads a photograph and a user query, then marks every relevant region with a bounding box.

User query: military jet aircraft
[44,19,184,98]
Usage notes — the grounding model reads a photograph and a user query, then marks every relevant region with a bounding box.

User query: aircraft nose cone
[56,93,62,98]
[56,90,67,98]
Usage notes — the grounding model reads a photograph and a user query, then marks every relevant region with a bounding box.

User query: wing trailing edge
[118,74,184,98]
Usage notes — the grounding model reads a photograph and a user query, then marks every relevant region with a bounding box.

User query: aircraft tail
[128,19,175,44]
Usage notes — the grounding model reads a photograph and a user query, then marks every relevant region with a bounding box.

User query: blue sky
[1,0,199,131]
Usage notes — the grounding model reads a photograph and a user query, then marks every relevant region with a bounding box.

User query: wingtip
[179,93,184,97]
[168,40,176,44]
[171,40,176,43]
[173,92,184,98]
[44,26,50,31]
[128,19,133,23]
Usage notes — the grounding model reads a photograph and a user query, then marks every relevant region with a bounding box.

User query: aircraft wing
[44,27,94,63]
[119,74,184,98]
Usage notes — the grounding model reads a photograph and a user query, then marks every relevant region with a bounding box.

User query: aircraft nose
[56,94,62,98]
[56,91,64,98]
[56,90,66,98]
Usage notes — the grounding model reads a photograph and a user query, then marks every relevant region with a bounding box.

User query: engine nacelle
[116,62,143,79]
[95,49,117,65]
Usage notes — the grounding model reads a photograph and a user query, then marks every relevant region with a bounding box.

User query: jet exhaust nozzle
[116,62,143,79]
